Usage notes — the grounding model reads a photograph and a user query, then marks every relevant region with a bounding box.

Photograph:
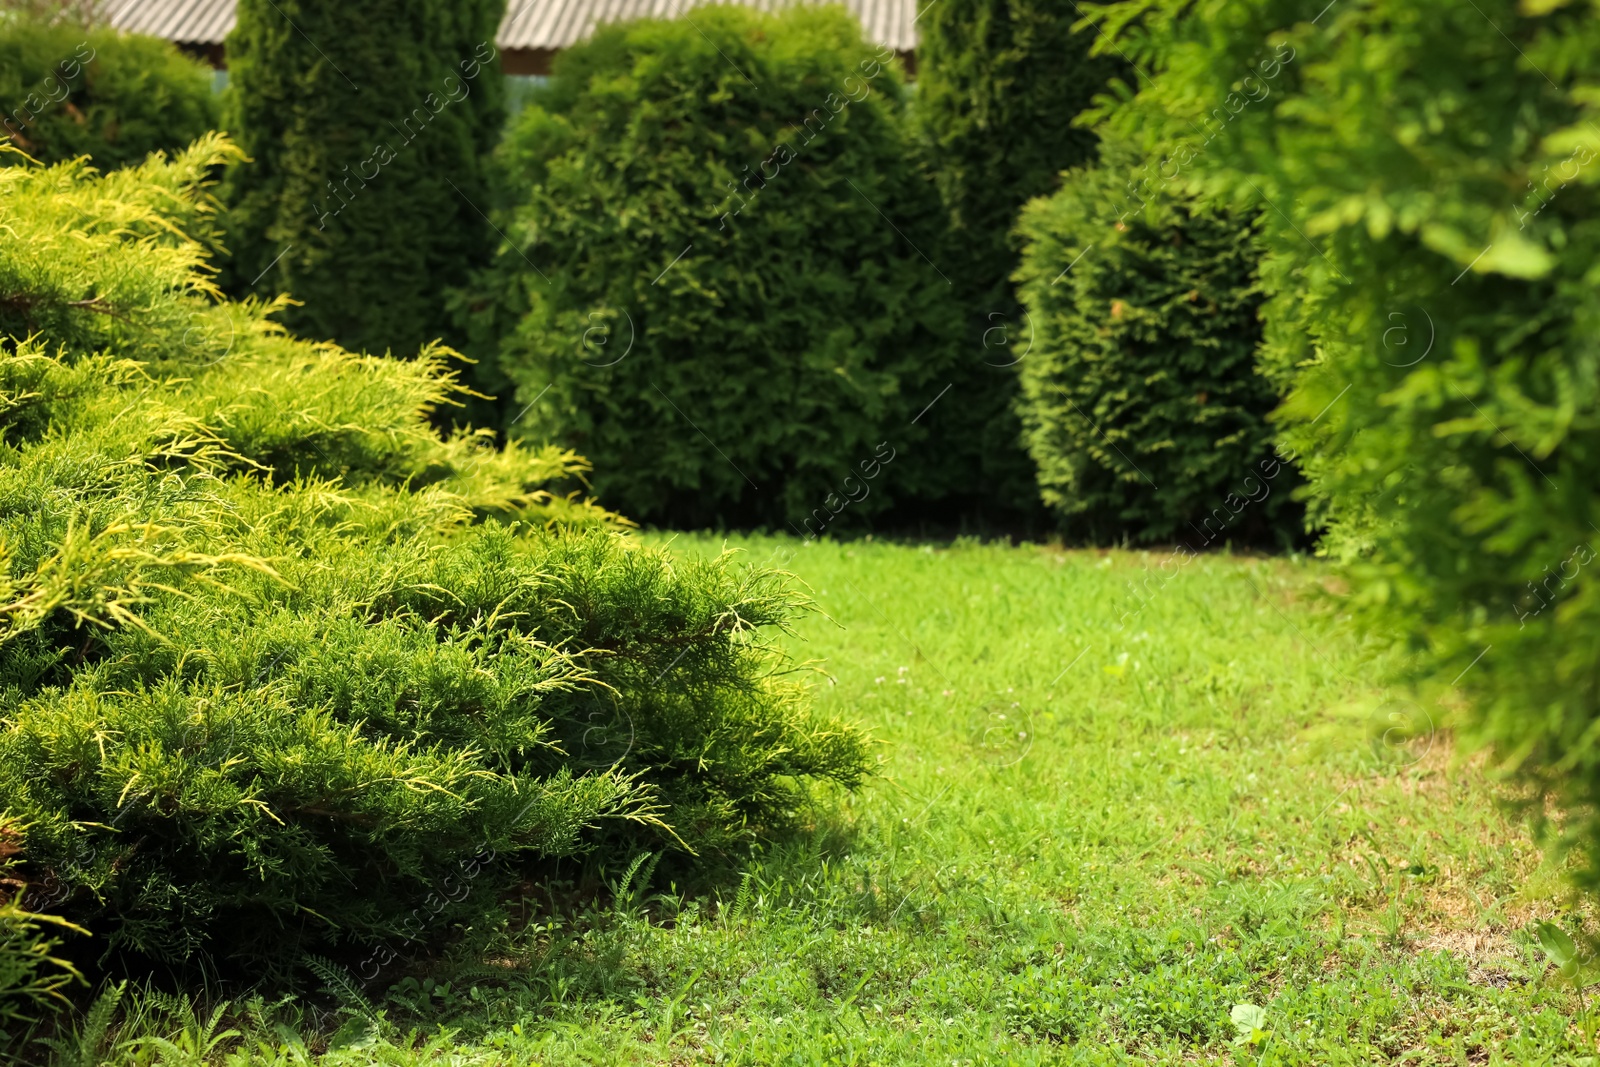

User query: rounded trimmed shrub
[221,0,507,358]
[476,5,966,530]
[0,18,217,169]
[1014,141,1292,544]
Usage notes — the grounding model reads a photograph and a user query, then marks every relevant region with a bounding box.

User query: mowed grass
[74,535,1587,1066]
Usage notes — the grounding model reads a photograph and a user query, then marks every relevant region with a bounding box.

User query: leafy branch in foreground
[1086,0,1600,891]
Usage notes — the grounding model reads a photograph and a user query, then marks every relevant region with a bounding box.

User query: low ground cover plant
[474,6,968,529]
[0,140,871,1007]
[0,818,80,1045]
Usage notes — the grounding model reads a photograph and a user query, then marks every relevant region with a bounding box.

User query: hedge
[1092,0,1600,885]
[1013,139,1292,544]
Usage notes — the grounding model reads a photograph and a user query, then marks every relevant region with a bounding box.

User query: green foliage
[21,535,1586,1064]
[913,0,1129,518]
[0,2,97,25]
[0,141,871,980]
[39,981,123,1067]
[0,818,81,1042]
[221,0,507,357]
[1085,0,1600,885]
[1013,140,1292,544]
[916,0,1124,310]
[0,17,217,170]
[476,6,968,529]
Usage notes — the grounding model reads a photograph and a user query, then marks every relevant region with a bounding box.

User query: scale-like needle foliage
[1013,140,1291,544]
[0,17,217,171]
[0,139,872,982]
[0,817,81,1042]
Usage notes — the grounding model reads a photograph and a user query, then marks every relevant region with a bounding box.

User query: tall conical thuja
[222,0,507,356]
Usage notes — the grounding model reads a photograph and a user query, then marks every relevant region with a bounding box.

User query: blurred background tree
[221,0,506,358]
[1089,0,1600,893]
[914,0,1129,523]
[474,6,966,530]
[0,15,216,169]
[0,0,97,26]
[1014,138,1293,545]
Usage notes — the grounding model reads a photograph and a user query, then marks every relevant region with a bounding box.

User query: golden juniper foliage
[0,138,871,985]
[0,816,82,1038]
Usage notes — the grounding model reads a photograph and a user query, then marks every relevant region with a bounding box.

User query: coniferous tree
[1092,0,1600,897]
[221,0,506,357]
[479,7,966,530]
[915,0,1127,521]
[1014,140,1293,545]
[0,137,871,981]
[918,0,1124,311]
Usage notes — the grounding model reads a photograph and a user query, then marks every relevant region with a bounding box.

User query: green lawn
[80,535,1584,1065]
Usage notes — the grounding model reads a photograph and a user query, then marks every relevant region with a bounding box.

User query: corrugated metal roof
[500,0,917,52]
[102,0,235,44]
[103,0,918,52]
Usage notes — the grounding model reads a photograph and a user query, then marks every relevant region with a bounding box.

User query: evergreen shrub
[222,0,507,357]
[0,139,872,978]
[477,6,967,529]
[1092,0,1600,880]
[914,0,1129,517]
[0,18,217,169]
[1013,140,1292,544]
[0,819,80,1038]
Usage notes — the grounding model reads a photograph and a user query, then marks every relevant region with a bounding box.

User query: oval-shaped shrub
[0,18,216,169]
[1013,141,1295,544]
[0,139,871,980]
[477,5,964,530]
